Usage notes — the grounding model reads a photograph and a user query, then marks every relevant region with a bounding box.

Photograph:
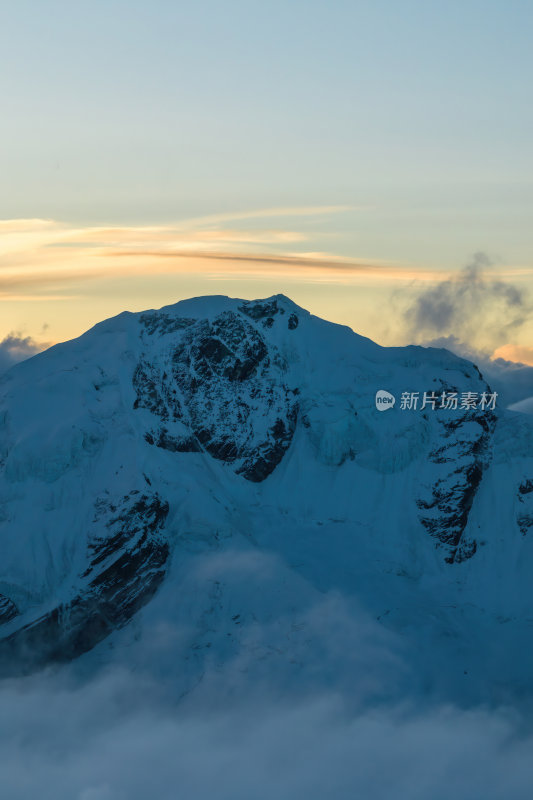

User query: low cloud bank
[2,568,533,800]
[0,663,532,800]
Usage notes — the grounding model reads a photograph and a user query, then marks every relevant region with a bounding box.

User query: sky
[1,0,532,361]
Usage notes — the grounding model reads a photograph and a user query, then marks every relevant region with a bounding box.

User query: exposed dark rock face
[133,309,299,482]
[147,428,202,453]
[518,514,533,536]
[0,492,169,674]
[519,479,533,496]
[0,595,18,625]
[133,362,182,422]
[416,409,497,564]
[239,299,285,321]
[139,312,195,337]
[517,479,533,536]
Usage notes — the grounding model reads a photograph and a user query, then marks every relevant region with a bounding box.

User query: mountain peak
[0,294,531,697]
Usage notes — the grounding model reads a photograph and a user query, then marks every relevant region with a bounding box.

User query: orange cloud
[492,344,533,366]
[0,212,443,300]
[2,213,530,303]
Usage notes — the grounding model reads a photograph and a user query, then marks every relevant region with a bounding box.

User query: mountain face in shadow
[0,294,531,701]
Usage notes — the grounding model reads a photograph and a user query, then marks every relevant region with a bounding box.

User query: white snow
[0,293,532,705]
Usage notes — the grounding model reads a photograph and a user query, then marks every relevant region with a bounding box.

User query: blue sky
[1,0,532,355]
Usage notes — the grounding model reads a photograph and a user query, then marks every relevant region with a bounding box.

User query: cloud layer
[0,212,466,303]
[1,627,533,800]
[1,548,533,798]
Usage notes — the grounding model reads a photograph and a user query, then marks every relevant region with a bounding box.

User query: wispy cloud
[3,215,532,304]
[174,204,363,228]
[0,209,436,300]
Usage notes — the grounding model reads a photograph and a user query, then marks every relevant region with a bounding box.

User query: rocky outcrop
[416,404,496,564]
[0,595,18,625]
[133,307,299,481]
[517,479,533,536]
[0,492,169,674]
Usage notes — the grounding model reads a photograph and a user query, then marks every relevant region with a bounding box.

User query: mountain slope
[0,294,532,699]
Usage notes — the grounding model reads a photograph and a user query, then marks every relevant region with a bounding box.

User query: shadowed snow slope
[0,294,532,704]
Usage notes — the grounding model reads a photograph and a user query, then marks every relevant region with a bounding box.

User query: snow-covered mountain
[0,295,532,701]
